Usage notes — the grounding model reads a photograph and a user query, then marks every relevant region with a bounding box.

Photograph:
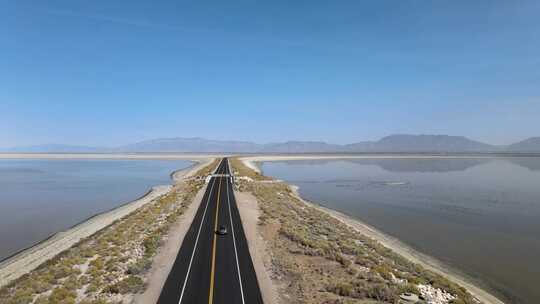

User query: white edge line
[178,160,221,303]
[226,163,246,304]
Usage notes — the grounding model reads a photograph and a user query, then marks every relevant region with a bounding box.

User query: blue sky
[1,1,539,147]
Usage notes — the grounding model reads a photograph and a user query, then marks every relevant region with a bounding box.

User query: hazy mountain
[4,135,540,153]
[260,141,344,153]
[117,137,260,153]
[119,138,344,153]
[343,141,377,152]
[358,134,497,152]
[505,137,540,153]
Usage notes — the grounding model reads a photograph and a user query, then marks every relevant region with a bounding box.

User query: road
[158,158,263,304]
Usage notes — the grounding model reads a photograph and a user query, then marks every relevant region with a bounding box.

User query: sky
[1,0,539,148]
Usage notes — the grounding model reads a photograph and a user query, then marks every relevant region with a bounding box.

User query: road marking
[208,176,222,304]
[178,161,221,304]
[226,158,235,185]
[226,171,246,304]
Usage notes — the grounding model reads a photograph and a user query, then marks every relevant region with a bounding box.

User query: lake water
[0,159,192,261]
[261,157,540,304]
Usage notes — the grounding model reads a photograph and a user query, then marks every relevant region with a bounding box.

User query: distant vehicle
[217,225,228,235]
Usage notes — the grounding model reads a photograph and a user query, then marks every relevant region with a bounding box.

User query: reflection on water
[0,159,191,261]
[262,157,540,304]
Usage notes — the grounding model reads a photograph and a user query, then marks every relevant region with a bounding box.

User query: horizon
[2,1,540,147]
[2,133,539,151]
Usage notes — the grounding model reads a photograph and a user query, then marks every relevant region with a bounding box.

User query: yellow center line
[208,175,222,304]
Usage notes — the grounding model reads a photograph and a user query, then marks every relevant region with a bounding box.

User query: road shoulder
[235,190,279,304]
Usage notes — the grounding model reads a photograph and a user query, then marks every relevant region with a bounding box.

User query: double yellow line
[208,173,222,304]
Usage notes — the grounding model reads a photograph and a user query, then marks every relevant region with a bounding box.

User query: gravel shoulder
[234,191,279,304]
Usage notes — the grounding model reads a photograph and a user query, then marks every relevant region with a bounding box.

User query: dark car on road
[217,225,228,235]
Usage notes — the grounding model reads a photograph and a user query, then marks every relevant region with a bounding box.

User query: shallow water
[0,159,191,261]
[261,158,540,304]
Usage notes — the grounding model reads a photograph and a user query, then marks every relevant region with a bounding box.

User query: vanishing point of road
[158,158,264,304]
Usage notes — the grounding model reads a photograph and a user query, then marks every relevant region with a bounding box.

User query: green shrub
[365,283,397,302]
[47,286,77,304]
[127,258,152,275]
[374,264,393,280]
[52,265,73,280]
[63,275,82,291]
[104,275,144,294]
[327,282,353,297]
[398,283,420,295]
[86,277,102,294]
[89,257,104,270]
[334,254,352,267]
[355,255,374,267]
[79,299,109,304]
[6,288,33,304]
[143,234,160,257]
[30,277,53,293]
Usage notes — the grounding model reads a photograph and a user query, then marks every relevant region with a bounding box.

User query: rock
[400,292,420,303]
[417,284,456,304]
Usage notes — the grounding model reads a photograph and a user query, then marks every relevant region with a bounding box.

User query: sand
[0,158,214,288]
[240,156,505,304]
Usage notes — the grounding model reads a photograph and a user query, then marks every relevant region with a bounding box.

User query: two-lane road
[158,158,263,304]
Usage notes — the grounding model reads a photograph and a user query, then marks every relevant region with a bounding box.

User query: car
[217,225,228,235]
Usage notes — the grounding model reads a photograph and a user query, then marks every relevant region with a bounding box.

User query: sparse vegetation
[0,159,217,304]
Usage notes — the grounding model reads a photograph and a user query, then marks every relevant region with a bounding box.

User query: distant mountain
[505,137,540,153]
[117,137,260,153]
[4,135,540,153]
[260,141,343,153]
[118,138,346,153]
[1,144,105,153]
[343,141,377,152]
[353,134,497,153]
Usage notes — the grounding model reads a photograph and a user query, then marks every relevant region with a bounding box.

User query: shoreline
[0,158,213,288]
[240,156,505,304]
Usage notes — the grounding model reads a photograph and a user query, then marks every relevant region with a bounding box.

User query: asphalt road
[157,158,263,304]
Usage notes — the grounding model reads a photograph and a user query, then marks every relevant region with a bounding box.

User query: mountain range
[3,135,540,153]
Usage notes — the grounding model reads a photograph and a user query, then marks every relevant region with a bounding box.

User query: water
[0,159,192,261]
[261,157,540,304]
